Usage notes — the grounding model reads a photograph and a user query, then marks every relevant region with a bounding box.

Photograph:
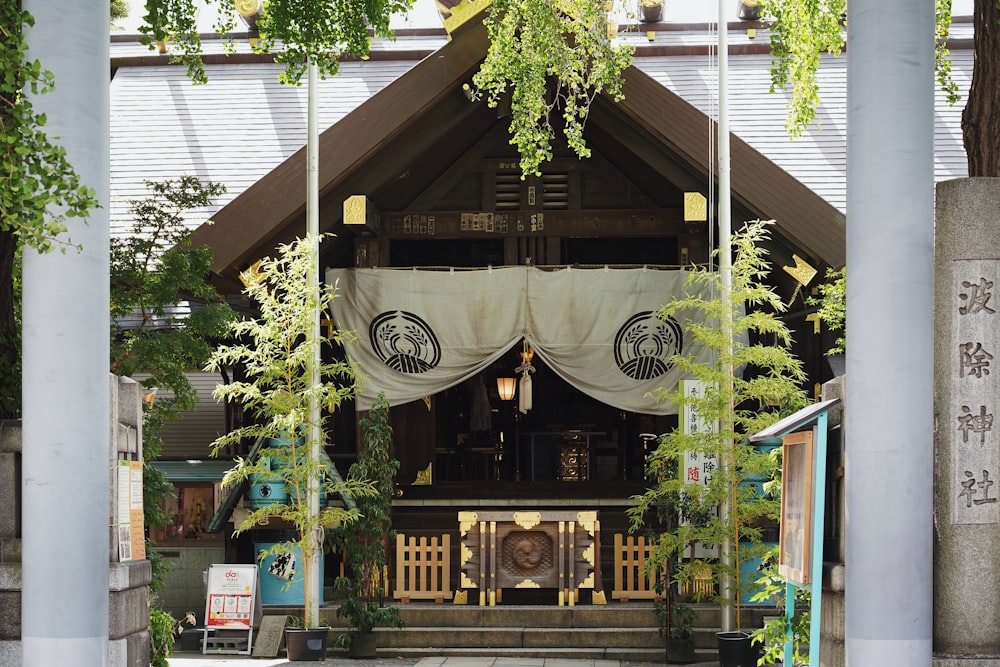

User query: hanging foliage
[761,0,958,138]
[0,4,98,252]
[473,0,634,177]
[140,0,415,85]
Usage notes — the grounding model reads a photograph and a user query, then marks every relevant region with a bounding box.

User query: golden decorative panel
[343,194,368,226]
[684,192,708,222]
[442,0,492,33]
[515,579,541,589]
[513,511,542,530]
[459,512,478,535]
[413,462,432,486]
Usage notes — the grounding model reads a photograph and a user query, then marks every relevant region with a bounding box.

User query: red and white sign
[204,564,257,628]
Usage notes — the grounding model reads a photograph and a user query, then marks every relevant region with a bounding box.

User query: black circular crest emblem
[614,311,683,380]
[369,310,441,374]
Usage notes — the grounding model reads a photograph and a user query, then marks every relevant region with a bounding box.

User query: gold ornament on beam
[782,254,817,305]
[683,192,708,222]
[413,462,432,485]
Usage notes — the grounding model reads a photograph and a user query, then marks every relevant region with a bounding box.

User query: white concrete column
[846,1,934,666]
[21,1,111,665]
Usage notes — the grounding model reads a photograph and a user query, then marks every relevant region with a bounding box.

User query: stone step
[276,601,716,629]
[342,646,679,662]
[373,626,666,649]
[261,602,778,661]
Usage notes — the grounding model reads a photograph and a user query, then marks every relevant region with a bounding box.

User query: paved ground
[166,652,719,667]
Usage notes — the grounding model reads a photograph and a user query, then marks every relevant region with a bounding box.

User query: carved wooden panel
[458,510,601,606]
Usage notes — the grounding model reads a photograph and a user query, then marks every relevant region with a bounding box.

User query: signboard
[201,563,260,654]
[116,460,145,562]
[779,429,815,585]
[205,564,258,629]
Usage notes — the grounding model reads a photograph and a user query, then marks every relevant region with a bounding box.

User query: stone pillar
[21,0,111,664]
[0,421,23,665]
[933,177,1000,660]
[846,1,935,665]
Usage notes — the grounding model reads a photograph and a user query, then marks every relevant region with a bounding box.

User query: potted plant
[629,220,808,667]
[331,393,405,658]
[666,602,698,664]
[808,266,846,375]
[639,0,663,22]
[205,234,376,661]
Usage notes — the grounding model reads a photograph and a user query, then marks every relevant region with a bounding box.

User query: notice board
[779,429,815,585]
[205,564,258,628]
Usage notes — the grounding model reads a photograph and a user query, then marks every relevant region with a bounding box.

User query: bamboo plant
[206,234,374,629]
[628,219,809,630]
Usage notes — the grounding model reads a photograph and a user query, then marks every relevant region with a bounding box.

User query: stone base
[0,640,21,667]
[934,657,1000,667]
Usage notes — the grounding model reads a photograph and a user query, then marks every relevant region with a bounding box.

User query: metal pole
[846,1,934,664]
[305,58,323,628]
[716,0,735,634]
[21,0,110,664]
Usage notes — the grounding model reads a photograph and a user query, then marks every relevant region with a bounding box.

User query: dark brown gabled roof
[614,66,845,266]
[188,15,845,284]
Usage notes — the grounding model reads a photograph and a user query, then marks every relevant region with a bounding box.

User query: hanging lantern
[496,377,517,401]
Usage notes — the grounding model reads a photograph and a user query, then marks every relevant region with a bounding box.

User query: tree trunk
[0,228,19,419]
[962,0,1000,176]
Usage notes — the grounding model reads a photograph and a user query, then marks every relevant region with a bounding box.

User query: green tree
[473,0,634,177]
[110,176,236,589]
[111,0,128,24]
[760,0,1000,177]
[331,392,404,652]
[140,0,414,85]
[0,1,101,418]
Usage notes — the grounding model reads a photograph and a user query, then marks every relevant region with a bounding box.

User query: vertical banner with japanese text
[680,379,718,558]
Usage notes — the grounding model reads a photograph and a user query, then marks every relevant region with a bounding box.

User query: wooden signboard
[779,429,815,585]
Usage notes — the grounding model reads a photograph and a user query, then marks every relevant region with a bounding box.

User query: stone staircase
[261,601,777,661]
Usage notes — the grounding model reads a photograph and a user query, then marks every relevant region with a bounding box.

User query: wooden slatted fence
[393,533,452,603]
[611,533,663,602]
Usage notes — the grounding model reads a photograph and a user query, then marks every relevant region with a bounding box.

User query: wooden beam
[377,209,684,238]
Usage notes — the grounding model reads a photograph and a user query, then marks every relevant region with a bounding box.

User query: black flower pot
[666,636,697,664]
[347,631,377,659]
[716,630,762,667]
[285,627,329,661]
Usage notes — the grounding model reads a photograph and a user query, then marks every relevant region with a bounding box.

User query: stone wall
[154,546,225,622]
[0,375,152,667]
[820,375,845,667]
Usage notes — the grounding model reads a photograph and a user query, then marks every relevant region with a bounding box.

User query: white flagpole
[716,0,735,634]
[305,58,322,628]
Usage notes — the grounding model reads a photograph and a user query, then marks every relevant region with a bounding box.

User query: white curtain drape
[327,266,715,414]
